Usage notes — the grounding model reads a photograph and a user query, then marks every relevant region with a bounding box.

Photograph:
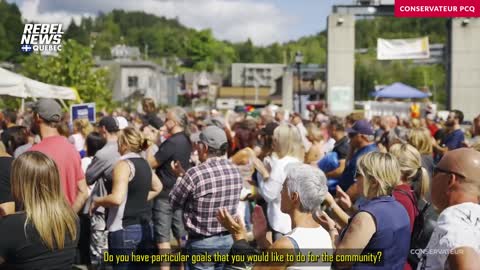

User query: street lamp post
[295,51,303,116]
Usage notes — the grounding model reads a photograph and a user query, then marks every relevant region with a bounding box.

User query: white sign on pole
[71,103,96,123]
[377,37,430,60]
[328,86,354,114]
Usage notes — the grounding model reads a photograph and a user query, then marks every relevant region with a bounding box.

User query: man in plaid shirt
[170,125,243,270]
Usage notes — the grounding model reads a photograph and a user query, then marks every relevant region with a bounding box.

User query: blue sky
[259,0,353,40]
[8,0,355,45]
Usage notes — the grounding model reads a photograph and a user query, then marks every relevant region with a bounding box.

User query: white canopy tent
[0,67,77,100]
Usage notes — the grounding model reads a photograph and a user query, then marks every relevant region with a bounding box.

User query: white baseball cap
[115,116,129,130]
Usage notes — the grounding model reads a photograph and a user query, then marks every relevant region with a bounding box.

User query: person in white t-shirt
[257,123,305,241]
[218,163,332,270]
[418,148,480,270]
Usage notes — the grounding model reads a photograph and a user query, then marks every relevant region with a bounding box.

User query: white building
[111,45,141,60]
[95,45,178,106]
[231,63,286,94]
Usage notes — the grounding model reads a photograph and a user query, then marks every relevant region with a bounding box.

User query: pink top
[30,136,85,206]
[393,184,418,233]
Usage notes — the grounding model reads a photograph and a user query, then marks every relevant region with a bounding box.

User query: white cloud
[14,0,295,45]
[19,0,90,28]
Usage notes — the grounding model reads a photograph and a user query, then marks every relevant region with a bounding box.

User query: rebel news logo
[21,24,64,53]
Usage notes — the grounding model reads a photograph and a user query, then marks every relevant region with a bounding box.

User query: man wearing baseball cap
[97,116,120,133]
[29,99,88,213]
[85,115,121,266]
[169,126,243,270]
[338,119,378,199]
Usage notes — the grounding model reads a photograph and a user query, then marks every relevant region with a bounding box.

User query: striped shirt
[169,157,243,236]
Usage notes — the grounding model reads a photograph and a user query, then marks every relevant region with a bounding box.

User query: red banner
[395,0,480,17]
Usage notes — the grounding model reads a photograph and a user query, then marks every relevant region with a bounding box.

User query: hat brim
[346,128,357,134]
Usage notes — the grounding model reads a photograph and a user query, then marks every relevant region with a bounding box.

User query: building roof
[95,59,167,73]
[111,45,141,59]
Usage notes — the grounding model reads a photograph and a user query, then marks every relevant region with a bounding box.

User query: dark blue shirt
[339,143,377,191]
[340,196,411,270]
[442,129,464,150]
[435,129,465,163]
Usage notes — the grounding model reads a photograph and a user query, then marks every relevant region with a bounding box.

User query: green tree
[236,38,255,63]
[186,29,217,71]
[21,40,115,110]
[64,19,90,46]
[91,14,122,59]
[265,43,284,63]
[0,0,24,62]
[212,40,236,73]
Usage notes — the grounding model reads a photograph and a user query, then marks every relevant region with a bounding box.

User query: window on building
[128,76,138,88]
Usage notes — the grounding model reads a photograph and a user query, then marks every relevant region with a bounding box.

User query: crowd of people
[0,97,479,270]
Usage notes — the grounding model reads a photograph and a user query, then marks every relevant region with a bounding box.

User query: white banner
[377,37,430,60]
[328,86,354,114]
[362,101,437,120]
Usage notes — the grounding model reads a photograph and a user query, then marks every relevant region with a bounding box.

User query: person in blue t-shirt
[433,110,465,162]
[338,119,378,201]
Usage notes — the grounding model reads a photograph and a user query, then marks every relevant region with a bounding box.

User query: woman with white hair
[257,123,305,241]
[217,163,332,270]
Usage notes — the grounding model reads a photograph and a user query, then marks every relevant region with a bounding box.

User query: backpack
[395,188,438,269]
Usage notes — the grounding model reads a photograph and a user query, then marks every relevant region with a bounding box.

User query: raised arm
[91,161,129,212]
[334,212,376,269]
[85,153,116,185]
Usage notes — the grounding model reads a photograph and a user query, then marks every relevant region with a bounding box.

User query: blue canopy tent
[371,82,431,99]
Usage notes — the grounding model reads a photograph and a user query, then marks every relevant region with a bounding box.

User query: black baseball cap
[98,116,119,133]
[141,114,164,130]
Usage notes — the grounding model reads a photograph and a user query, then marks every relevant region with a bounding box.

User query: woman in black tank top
[91,127,162,270]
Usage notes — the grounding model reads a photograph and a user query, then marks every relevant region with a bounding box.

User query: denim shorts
[152,196,187,243]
